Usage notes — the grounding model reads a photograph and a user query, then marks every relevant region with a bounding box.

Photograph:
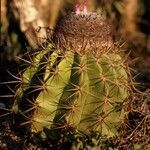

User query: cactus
[12,11,130,138]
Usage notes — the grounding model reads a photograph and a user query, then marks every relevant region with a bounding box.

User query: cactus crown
[53,11,113,55]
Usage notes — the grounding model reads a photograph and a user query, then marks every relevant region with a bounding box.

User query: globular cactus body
[13,12,129,138]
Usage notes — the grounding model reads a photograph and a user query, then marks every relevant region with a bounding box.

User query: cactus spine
[13,12,130,138]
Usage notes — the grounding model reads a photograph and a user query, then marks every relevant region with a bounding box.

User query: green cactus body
[13,44,54,112]
[13,48,128,138]
[13,12,129,138]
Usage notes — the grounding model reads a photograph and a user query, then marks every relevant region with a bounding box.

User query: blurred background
[0,0,150,149]
[1,0,150,52]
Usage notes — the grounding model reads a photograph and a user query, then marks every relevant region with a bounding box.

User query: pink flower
[75,4,80,14]
[75,0,88,14]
